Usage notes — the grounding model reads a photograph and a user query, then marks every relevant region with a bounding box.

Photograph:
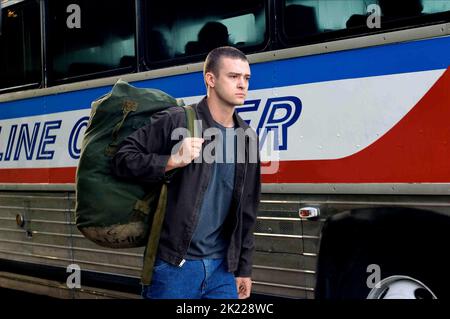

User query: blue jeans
[141,258,238,299]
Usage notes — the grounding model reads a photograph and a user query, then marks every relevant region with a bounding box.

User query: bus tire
[315,207,450,299]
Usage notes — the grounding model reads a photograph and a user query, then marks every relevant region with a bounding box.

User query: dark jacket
[112,97,261,277]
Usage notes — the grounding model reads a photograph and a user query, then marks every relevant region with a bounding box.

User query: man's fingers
[172,137,205,167]
[235,277,252,299]
[191,145,202,151]
[187,137,204,145]
[238,287,249,299]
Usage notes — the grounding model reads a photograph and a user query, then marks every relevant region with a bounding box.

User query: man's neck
[206,95,235,128]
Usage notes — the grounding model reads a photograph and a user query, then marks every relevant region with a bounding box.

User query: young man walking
[112,46,261,299]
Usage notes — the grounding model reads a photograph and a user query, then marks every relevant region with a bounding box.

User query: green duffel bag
[75,79,195,250]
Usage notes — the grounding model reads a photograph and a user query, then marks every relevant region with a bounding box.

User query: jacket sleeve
[111,109,177,183]
[235,134,261,278]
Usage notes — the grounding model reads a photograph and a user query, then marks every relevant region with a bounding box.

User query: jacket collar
[196,96,248,130]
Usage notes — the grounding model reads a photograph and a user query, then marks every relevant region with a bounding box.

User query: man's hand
[235,277,252,299]
[165,137,204,171]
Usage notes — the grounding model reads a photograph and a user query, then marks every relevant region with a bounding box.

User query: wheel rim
[367,275,437,299]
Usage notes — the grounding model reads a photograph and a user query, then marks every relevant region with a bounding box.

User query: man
[112,46,261,299]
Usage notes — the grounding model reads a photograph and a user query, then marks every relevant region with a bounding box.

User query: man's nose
[237,77,245,88]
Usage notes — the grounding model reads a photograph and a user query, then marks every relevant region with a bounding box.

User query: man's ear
[205,72,215,88]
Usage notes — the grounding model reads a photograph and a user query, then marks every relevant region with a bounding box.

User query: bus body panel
[1,20,450,297]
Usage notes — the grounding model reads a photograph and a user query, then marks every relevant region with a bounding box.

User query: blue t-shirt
[186,122,236,259]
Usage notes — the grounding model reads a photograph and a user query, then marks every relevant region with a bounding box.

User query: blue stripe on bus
[1,36,449,120]
[268,37,450,87]
[0,87,112,120]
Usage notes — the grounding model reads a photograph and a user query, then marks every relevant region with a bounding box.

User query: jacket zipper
[227,138,249,265]
[179,107,203,268]
[179,167,212,267]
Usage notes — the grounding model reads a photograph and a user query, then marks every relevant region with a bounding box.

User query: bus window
[143,0,267,65]
[282,0,368,39]
[0,0,41,92]
[422,0,450,14]
[281,0,450,46]
[47,0,136,84]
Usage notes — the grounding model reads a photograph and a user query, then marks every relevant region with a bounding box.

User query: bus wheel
[315,207,450,299]
[367,275,437,299]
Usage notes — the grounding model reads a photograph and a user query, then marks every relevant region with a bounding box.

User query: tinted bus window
[281,0,450,45]
[422,0,450,14]
[283,0,368,38]
[0,0,41,91]
[144,0,267,65]
[47,0,136,83]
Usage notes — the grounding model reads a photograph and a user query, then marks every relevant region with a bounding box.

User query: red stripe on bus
[0,167,76,184]
[263,67,450,183]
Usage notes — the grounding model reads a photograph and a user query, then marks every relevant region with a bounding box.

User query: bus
[1,0,450,299]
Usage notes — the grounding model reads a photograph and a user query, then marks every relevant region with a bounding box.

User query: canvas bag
[75,79,196,250]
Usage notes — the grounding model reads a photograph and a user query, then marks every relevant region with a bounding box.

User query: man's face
[210,57,251,107]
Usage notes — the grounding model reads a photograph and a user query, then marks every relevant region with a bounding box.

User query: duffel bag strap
[140,182,168,285]
[184,104,198,138]
[140,104,198,285]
